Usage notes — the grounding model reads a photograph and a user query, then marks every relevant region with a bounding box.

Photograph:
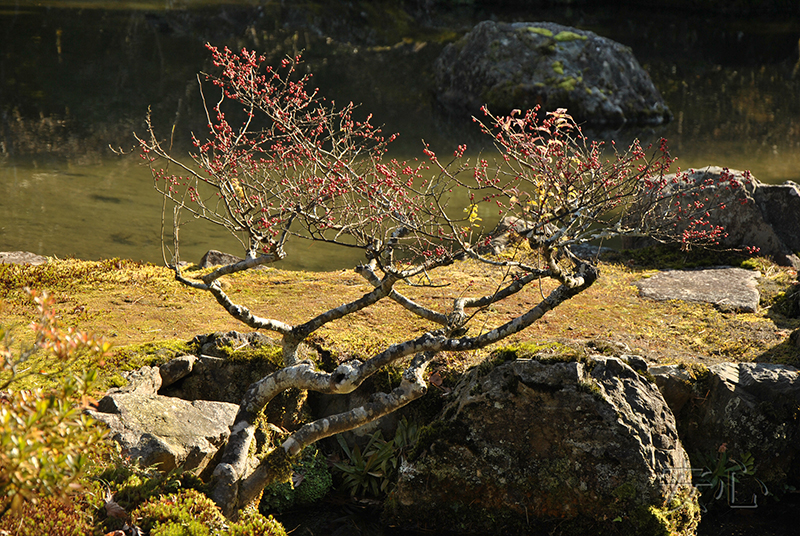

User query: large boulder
[434,21,671,126]
[87,334,305,478]
[650,362,800,496]
[624,167,800,268]
[388,357,699,535]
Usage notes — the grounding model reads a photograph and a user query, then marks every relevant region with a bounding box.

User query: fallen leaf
[104,488,128,520]
[429,372,443,387]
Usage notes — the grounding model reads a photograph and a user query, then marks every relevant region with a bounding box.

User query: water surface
[1,2,798,270]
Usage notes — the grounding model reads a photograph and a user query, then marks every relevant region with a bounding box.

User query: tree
[136,44,734,517]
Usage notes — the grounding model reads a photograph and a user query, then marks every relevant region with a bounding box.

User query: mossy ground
[1,248,797,393]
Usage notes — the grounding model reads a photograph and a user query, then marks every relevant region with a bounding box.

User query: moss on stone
[556,76,581,92]
[552,60,564,75]
[554,31,588,42]
[115,339,197,369]
[409,420,458,461]
[260,446,332,514]
[225,344,284,369]
[577,379,605,400]
[607,480,700,536]
[522,26,553,37]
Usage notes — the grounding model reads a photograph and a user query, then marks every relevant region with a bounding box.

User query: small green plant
[693,444,769,509]
[0,289,110,518]
[332,417,419,498]
[133,488,227,535]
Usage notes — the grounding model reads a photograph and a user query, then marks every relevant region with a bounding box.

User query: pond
[1,1,799,271]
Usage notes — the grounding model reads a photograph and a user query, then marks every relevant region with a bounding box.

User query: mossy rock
[260,446,332,514]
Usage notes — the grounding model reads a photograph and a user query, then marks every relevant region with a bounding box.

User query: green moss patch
[554,31,588,42]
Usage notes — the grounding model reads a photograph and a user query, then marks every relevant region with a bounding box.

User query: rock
[434,21,671,126]
[389,357,699,535]
[0,251,47,265]
[109,365,163,396]
[88,393,239,478]
[157,332,281,404]
[193,331,279,359]
[755,180,800,264]
[476,216,530,255]
[635,266,761,313]
[159,355,197,389]
[199,249,244,268]
[650,362,800,493]
[624,167,800,268]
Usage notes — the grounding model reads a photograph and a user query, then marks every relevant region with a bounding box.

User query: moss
[556,76,580,92]
[490,341,578,362]
[372,362,405,393]
[0,257,152,303]
[226,344,284,369]
[577,379,604,400]
[107,373,127,388]
[262,447,295,486]
[617,242,752,270]
[636,369,658,384]
[113,339,196,369]
[551,60,564,75]
[612,481,638,501]
[554,31,588,42]
[260,446,332,514]
[523,26,553,37]
[678,361,710,384]
[607,480,700,536]
[629,492,701,536]
[409,420,455,461]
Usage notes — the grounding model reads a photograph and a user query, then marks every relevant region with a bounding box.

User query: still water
[1,2,799,271]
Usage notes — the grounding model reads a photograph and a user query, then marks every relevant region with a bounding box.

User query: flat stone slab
[0,251,47,265]
[635,266,760,313]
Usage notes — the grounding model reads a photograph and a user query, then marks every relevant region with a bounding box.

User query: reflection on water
[0,157,364,271]
[0,2,798,269]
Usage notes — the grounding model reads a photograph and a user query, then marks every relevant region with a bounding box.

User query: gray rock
[754,181,800,257]
[389,357,699,535]
[107,365,163,396]
[199,249,244,268]
[88,393,239,478]
[480,216,614,259]
[159,355,197,388]
[158,332,281,404]
[435,21,671,126]
[624,167,800,268]
[635,266,761,313]
[650,362,800,491]
[0,251,47,265]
